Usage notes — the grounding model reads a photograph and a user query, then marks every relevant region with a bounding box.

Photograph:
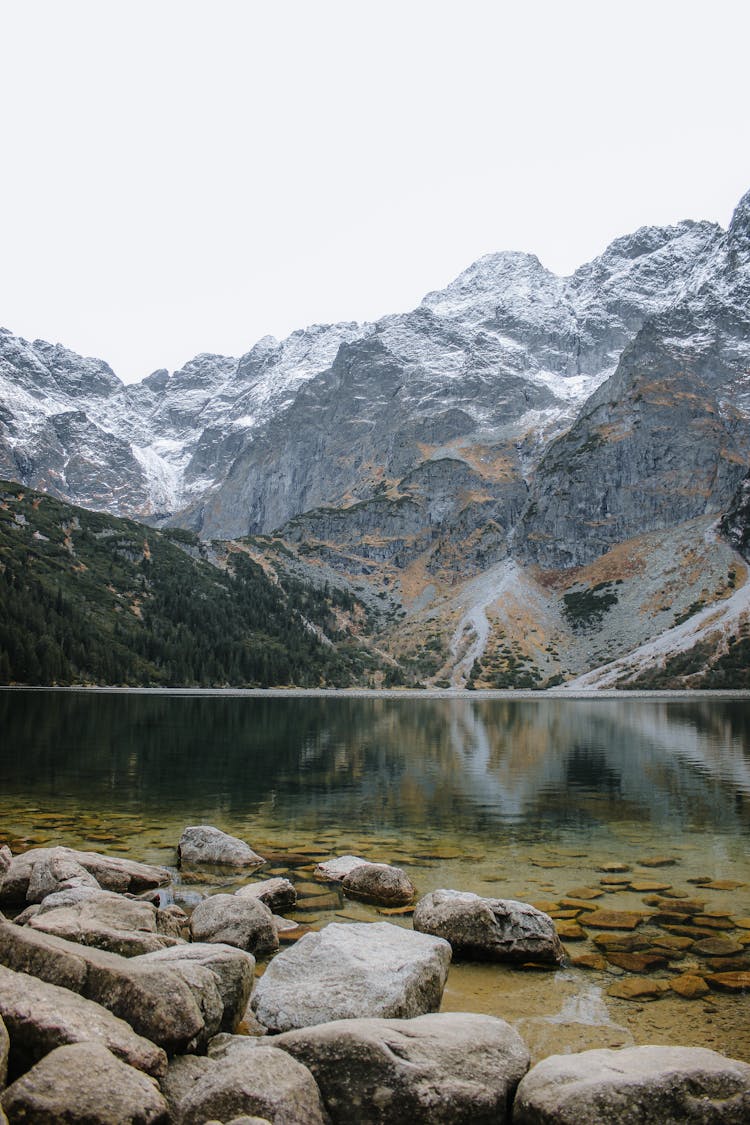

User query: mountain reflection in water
[1,693,749,839]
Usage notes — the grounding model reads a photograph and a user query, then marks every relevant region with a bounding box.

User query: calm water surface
[1,691,749,1060]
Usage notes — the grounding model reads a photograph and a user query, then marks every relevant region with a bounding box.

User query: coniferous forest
[0,482,380,687]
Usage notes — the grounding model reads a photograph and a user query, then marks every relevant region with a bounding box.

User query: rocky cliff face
[2,191,749,687]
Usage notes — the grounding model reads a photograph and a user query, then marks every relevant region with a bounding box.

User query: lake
[1,689,749,1061]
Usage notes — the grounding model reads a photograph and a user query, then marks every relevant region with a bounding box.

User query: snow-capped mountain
[2,190,750,689]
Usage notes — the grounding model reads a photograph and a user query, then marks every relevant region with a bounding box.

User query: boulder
[0,1014,7,1089]
[0,847,169,907]
[513,1045,750,1124]
[135,943,255,1032]
[341,863,416,907]
[0,921,210,1054]
[235,878,297,912]
[275,1011,529,1124]
[314,855,369,882]
[178,826,265,868]
[190,894,278,956]
[0,962,166,1079]
[0,1042,169,1123]
[0,850,12,879]
[252,922,451,1033]
[27,889,184,956]
[26,848,102,904]
[413,890,564,966]
[162,1039,326,1125]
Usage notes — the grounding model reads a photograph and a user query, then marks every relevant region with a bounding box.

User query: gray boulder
[235,878,297,912]
[0,1042,168,1124]
[178,826,265,868]
[252,922,451,1033]
[513,1045,750,1124]
[314,855,369,882]
[341,863,416,907]
[190,894,278,956]
[0,1013,7,1089]
[275,1011,529,1124]
[0,850,12,880]
[26,848,102,904]
[413,889,564,966]
[135,943,255,1032]
[0,847,169,907]
[162,1039,326,1125]
[0,921,211,1054]
[28,889,184,956]
[0,962,166,1079]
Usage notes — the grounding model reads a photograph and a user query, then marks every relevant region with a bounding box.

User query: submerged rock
[190,894,278,956]
[513,1045,750,1124]
[178,826,265,868]
[0,1042,169,1124]
[341,863,416,907]
[313,855,369,882]
[275,1011,529,1124]
[252,922,451,1033]
[413,890,564,965]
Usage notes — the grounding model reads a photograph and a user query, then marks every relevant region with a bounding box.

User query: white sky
[1,1,749,384]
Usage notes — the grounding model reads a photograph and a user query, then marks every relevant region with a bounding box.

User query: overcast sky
[1,1,748,383]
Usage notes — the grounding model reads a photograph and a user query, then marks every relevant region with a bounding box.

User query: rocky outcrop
[513,1045,750,1124]
[275,1012,530,1124]
[161,1037,327,1125]
[0,847,169,908]
[0,963,166,1079]
[189,894,278,956]
[0,922,212,1054]
[412,890,564,965]
[0,1042,169,1124]
[314,856,369,882]
[178,826,265,868]
[251,922,451,1033]
[26,889,183,956]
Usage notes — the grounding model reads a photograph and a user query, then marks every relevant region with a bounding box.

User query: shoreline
[2,685,750,700]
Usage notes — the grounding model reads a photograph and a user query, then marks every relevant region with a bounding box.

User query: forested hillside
[0,482,380,687]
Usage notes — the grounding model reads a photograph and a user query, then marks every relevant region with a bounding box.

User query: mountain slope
[0,482,384,687]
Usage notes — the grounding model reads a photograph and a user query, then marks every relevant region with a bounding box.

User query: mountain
[2,190,750,688]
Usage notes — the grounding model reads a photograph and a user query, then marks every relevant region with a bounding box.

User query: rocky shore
[1,827,749,1123]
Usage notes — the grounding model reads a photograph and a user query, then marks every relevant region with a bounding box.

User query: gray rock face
[0,847,169,908]
[0,851,10,881]
[26,848,102,904]
[190,894,278,956]
[513,1045,750,1124]
[341,863,416,906]
[134,942,255,1032]
[0,1042,169,1124]
[412,890,564,965]
[234,878,297,911]
[178,826,265,868]
[0,921,209,1054]
[275,1011,530,1124]
[162,1038,327,1125]
[27,889,183,956]
[251,922,451,1033]
[0,962,166,1079]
